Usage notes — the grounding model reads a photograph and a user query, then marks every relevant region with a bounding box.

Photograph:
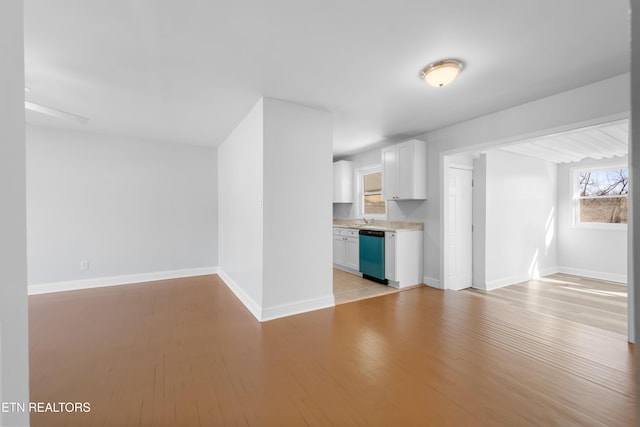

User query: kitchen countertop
[333,219,423,232]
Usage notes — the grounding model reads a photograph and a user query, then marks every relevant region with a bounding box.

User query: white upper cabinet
[382,140,427,201]
[333,160,354,203]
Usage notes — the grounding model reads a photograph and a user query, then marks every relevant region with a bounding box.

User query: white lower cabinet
[385,231,423,288]
[333,235,347,266]
[333,228,359,272]
[345,237,359,270]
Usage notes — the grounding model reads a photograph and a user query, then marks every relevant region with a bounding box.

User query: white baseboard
[484,266,560,291]
[423,276,442,289]
[439,265,626,292]
[28,266,219,295]
[217,269,335,322]
[261,294,335,322]
[216,269,263,321]
[557,266,627,284]
[484,275,529,291]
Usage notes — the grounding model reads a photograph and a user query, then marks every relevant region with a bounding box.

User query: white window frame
[571,162,628,231]
[357,164,387,220]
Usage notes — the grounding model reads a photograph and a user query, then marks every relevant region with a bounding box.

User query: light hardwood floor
[29,275,635,426]
[465,273,628,336]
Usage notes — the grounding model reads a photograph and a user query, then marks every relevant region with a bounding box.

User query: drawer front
[334,227,358,236]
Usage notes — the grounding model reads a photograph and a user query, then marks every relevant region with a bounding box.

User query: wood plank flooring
[29,275,635,426]
[465,273,627,336]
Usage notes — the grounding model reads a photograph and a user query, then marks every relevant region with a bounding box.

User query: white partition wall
[261,98,334,319]
[630,0,639,345]
[482,150,558,290]
[218,98,334,321]
[0,1,30,425]
[218,100,265,319]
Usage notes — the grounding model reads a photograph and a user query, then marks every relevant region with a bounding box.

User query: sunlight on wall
[545,206,555,254]
[528,248,540,278]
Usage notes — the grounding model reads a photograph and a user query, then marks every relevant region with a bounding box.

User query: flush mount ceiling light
[420,59,464,87]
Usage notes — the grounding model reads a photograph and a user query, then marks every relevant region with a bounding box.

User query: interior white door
[447,167,473,290]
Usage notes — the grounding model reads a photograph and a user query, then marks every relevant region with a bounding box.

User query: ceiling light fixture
[420,59,464,87]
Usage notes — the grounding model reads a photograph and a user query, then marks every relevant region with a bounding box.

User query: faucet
[363,217,370,225]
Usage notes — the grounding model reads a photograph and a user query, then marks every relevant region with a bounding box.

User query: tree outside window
[577,167,628,224]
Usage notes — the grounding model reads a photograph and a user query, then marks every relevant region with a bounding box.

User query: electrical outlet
[80,260,89,270]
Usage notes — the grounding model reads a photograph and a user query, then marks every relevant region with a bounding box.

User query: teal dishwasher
[359,229,388,284]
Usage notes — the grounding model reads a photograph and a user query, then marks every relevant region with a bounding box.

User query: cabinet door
[397,142,414,199]
[333,236,347,266]
[333,161,354,203]
[385,233,396,280]
[345,237,360,270]
[382,146,398,200]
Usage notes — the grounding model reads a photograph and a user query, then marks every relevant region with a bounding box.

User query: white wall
[0,1,29,425]
[218,99,265,317]
[472,154,487,289]
[478,150,558,290]
[630,0,639,346]
[556,157,628,282]
[27,125,218,292]
[262,98,334,318]
[419,73,630,288]
[219,98,334,321]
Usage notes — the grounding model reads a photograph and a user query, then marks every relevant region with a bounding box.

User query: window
[574,166,628,227]
[358,165,386,219]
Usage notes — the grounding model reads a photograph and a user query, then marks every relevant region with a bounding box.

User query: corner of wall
[217,269,263,321]
[261,295,335,322]
[423,276,442,289]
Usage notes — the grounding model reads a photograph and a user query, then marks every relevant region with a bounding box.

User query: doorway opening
[441,118,629,335]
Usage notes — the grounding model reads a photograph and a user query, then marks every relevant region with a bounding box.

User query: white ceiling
[23,1,630,156]
[497,119,629,164]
